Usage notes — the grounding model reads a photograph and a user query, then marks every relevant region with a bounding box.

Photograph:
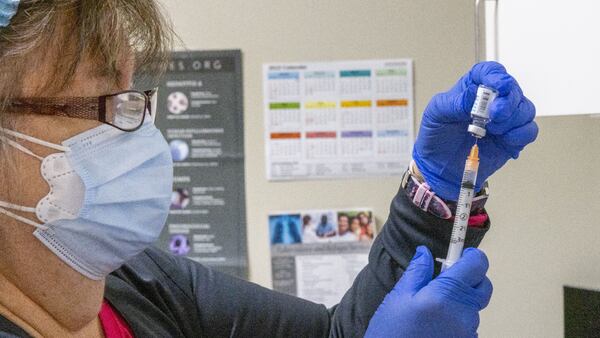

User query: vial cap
[468,124,486,138]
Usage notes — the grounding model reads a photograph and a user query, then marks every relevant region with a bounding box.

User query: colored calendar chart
[375,68,409,94]
[270,132,302,159]
[376,130,410,155]
[340,70,372,96]
[375,99,409,127]
[340,100,373,129]
[305,71,336,96]
[305,131,337,159]
[304,101,337,130]
[263,59,414,180]
[269,102,301,130]
[268,72,300,99]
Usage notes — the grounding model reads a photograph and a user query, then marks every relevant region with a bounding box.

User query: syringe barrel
[441,155,479,272]
[443,176,476,268]
[468,85,498,138]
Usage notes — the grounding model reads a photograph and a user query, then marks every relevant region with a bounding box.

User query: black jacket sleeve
[105,185,489,338]
[107,246,330,338]
[173,252,331,337]
[327,187,490,337]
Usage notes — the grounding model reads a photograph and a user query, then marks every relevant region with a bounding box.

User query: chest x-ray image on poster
[149,50,248,279]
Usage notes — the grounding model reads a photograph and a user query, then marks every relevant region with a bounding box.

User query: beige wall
[159,0,600,336]
[482,115,600,337]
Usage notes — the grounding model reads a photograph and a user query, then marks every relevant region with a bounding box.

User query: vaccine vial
[468,85,499,138]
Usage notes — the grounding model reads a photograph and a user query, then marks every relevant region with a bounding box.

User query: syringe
[438,85,496,271]
[440,144,480,272]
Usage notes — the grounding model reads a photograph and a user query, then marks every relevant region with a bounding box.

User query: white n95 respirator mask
[0,117,173,280]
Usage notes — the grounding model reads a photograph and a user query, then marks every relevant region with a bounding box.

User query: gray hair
[0,0,173,177]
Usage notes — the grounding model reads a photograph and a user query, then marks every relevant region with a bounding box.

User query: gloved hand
[413,61,538,201]
[365,246,492,338]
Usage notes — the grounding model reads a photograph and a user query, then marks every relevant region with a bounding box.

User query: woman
[359,223,374,242]
[0,1,536,337]
[335,213,357,242]
[355,212,371,241]
[350,216,362,238]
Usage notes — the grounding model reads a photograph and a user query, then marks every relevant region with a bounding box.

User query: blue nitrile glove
[365,246,492,338]
[413,61,538,201]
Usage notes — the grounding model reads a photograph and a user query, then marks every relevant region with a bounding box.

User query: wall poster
[269,208,376,307]
[151,50,247,279]
[263,59,414,181]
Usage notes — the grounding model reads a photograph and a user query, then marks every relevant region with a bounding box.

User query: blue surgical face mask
[0,116,173,280]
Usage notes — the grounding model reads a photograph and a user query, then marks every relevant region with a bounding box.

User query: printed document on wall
[263,59,414,180]
[149,50,248,280]
[269,208,376,307]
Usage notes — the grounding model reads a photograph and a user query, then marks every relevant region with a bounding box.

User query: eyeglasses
[7,88,159,132]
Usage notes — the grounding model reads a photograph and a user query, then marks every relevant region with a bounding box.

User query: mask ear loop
[0,127,65,230]
[0,127,70,153]
[0,201,35,213]
[0,134,44,161]
[0,206,48,230]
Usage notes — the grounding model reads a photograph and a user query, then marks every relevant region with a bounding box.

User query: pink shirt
[99,300,134,338]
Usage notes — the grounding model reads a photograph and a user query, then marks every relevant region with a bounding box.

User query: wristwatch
[401,161,489,220]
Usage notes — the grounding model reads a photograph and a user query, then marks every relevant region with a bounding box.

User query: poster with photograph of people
[269,208,375,307]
